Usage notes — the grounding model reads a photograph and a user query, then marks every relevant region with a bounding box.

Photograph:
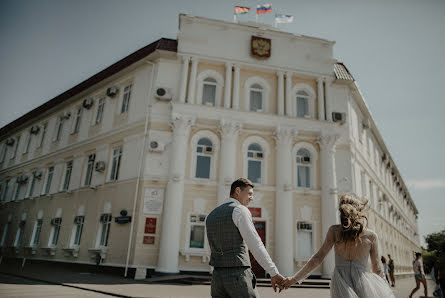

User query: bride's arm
[284,225,336,286]
[369,231,384,278]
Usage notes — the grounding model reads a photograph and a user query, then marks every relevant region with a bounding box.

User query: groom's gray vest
[206,202,251,268]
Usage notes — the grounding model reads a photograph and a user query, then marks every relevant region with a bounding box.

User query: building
[0,14,420,279]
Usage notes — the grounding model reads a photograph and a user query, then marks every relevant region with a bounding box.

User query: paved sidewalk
[0,259,438,298]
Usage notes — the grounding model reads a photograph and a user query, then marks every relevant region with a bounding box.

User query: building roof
[0,38,177,138]
[334,62,355,81]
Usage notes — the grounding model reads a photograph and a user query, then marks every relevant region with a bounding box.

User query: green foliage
[424,230,445,253]
[423,229,445,276]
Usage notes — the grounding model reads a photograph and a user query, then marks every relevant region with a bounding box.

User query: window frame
[84,153,96,186]
[189,131,220,181]
[295,220,316,261]
[62,160,73,191]
[109,146,123,181]
[30,219,43,247]
[95,97,105,124]
[72,107,82,134]
[292,83,316,119]
[293,142,318,190]
[43,166,54,195]
[39,122,48,148]
[96,213,112,248]
[120,84,132,114]
[185,213,208,252]
[70,216,84,247]
[48,217,62,247]
[242,136,270,185]
[11,135,21,159]
[244,76,270,113]
[196,70,224,107]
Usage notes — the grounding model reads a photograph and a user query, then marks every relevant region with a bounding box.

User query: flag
[256,4,272,14]
[275,14,294,23]
[234,6,250,15]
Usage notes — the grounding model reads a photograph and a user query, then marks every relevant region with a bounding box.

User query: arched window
[195,138,213,179]
[249,84,263,112]
[296,148,311,188]
[296,90,310,118]
[247,143,263,183]
[202,78,217,106]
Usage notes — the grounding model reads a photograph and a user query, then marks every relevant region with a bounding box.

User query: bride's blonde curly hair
[338,193,368,242]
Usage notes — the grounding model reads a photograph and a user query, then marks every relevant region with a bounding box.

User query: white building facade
[0,15,419,279]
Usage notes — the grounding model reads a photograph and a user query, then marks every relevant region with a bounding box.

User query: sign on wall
[143,188,164,215]
[248,207,262,218]
[143,236,155,245]
[145,217,157,234]
[251,36,271,59]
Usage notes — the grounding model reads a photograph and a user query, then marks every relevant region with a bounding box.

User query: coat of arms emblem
[251,36,271,59]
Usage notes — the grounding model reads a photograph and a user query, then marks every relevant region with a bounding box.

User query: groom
[206,178,285,297]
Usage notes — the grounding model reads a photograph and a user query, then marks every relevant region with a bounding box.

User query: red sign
[145,218,157,234]
[248,207,262,218]
[143,236,155,245]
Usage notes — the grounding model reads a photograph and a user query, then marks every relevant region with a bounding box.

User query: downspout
[124,60,156,277]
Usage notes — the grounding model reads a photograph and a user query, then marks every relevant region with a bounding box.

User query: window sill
[24,246,38,255]
[88,247,108,260]
[6,246,20,254]
[180,249,210,263]
[63,247,80,257]
[41,246,57,256]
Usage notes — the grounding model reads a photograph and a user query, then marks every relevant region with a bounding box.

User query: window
[13,179,27,201]
[296,90,309,118]
[0,223,9,246]
[95,98,105,124]
[49,217,62,247]
[84,153,96,186]
[24,132,32,154]
[188,214,206,249]
[249,84,263,112]
[62,161,73,191]
[44,166,54,195]
[202,78,217,106]
[195,138,213,179]
[0,143,6,162]
[11,135,20,159]
[121,84,132,113]
[296,149,311,188]
[247,143,263,184]
[296,221,313,259]
[71,216,84,246]
[39,123,47,147]
[30,219,42,247]
[98,214,111,247]
[55,117,64,141]
[73,108,82,133]
[14,221,25,247]
[110,146,122,181]
[28,172,36,197]
[2,179,10,202]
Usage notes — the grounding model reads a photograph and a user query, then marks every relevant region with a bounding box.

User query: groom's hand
[270,273,285,292]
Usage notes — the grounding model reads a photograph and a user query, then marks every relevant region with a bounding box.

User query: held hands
[270,273,285,292]
[282,276,297,290]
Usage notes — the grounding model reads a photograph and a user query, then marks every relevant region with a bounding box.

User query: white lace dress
[292,225,395,298]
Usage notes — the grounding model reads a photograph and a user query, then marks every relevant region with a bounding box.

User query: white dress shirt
[223,197,279,277]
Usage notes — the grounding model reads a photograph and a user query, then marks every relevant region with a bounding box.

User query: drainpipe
[124,60,156,277]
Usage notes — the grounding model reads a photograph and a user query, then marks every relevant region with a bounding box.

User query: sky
[1,0,444,247]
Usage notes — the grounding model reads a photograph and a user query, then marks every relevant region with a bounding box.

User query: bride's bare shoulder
[329,224,342,233]
[364,228,378,239]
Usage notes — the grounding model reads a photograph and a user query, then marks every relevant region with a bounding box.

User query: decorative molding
[170,114,195,137]
[273,126,297,147]
[218,119,242,138]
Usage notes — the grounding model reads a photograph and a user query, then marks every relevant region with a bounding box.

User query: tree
[423,229,445,276]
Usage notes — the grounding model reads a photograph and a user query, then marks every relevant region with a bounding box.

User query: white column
[274,126,296,276]
[317,134,339,277]
[156,114,195,273]
[277,71,284,116]
[285,72,293,117]
[224,62,232,109]
[317,77,325,120]
[187,57,199,104]
[179,56,190,103]
[217,120,242,205]
[324,78,333,122]
[232,65,240,110]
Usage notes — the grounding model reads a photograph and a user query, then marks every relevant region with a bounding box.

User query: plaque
[251,36,271,59]
[145,217,157,234]
[143,188,164,215]
[143,236,155,245]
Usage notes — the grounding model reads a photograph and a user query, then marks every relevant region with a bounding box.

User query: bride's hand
[282,276,297,289]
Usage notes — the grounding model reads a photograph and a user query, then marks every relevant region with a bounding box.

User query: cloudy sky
[1,0,444,247]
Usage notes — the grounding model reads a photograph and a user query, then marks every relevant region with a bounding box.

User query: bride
[283,193,395,298]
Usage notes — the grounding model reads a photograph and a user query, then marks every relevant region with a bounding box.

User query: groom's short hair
[230,178,254,195]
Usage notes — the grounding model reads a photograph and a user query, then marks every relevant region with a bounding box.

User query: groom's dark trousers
[206,202,258,298]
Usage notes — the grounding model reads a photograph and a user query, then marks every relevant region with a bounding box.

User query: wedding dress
[292,225,395,298]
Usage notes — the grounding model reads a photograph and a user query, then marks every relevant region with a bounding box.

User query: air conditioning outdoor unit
[51,218,62,225]
[205,146,213,154]
[301,156,311,164]
[381,153,387,162]
[62,111,71,119]
[107,86,119,97]
[100,214,112,223]
[362,119,371,129]
[155,87,172,101]
[256,152,263,158]
[332,112,346,123]
[95,161,106,172]
[74,216,84,224]
[297,222,312,230]
[34,171,43,179]
[82,98,94,109]
[6,138,15,146]
[149,140,165,152]
[30,125,40,134]
[17,175,29,184]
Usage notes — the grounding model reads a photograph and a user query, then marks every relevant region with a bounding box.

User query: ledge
[63,247,80,257]
[180,249,210,263]
[40,246,56,256]
[24,246,38,255]
[88,247,108,260]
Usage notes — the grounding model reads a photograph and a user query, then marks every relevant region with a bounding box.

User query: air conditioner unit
[51,218,62,225]
[381,153,387,162]
[95,161,106,172]
[149,140,165,152]
[17,175,29,184]
[34,171,43,179]
[155,87,172,101]
[100,214,112,223]
[297,222,312,230]
[82,98,94,109]
[301,156,311,164]
[74,216,84,224]
[30,125,40,134]
[106,86,119,97]
[362,119,371,129]
[256,152,263,159]
[62,111,71,119]
[332,112,346,123]
[6,138,15,146]
[205,146,213,154]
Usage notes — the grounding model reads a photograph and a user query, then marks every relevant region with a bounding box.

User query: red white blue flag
[256,4,272,14]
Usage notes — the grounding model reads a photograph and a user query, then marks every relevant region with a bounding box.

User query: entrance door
[249,221,266,278]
